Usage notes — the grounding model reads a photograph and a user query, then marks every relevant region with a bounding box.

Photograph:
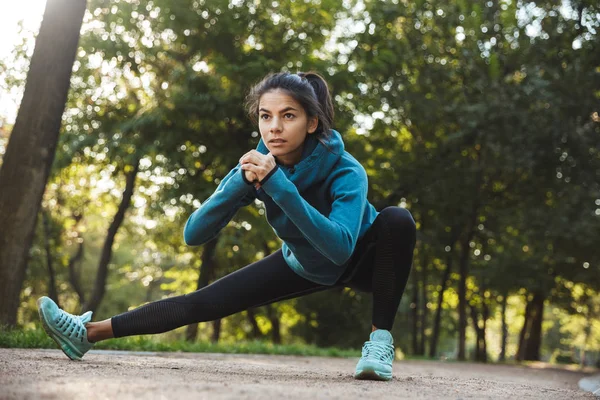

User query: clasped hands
[240,150,276,188]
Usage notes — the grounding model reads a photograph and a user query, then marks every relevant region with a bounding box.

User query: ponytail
[297,72,334,138]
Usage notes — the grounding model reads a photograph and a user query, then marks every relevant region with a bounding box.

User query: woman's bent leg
[343,206,416,381]
[371,207,416,330]
[110,249,326,338]
[344,206,416,330]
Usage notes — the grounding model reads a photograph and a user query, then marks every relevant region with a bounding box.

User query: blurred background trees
[0,0,598,365]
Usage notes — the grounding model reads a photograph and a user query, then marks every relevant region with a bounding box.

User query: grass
[0,326,359,358]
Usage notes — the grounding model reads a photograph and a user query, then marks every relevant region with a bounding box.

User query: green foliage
[0,326,358,358]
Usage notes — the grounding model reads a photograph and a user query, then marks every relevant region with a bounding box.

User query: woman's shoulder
[328,151,369,182]
[340,150,368,171]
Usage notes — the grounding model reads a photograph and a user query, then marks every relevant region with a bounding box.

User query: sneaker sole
[37,298,84,361]
[355,369,392,381]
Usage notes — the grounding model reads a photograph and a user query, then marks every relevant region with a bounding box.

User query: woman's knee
[379,206,416,237]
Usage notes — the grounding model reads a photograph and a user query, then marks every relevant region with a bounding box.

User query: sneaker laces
[54,310,87,342]
[362,340,395,363]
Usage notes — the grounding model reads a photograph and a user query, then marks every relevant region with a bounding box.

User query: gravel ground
[0,348,596,399]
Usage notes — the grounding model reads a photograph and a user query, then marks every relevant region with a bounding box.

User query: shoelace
[362,341,395,363]
[54,310,86,342]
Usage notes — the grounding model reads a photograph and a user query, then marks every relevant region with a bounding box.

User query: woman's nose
[270,117,282,132]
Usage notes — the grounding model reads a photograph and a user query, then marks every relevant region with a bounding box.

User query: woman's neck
[275,144,304,166]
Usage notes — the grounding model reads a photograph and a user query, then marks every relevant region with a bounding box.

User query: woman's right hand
[240,150,259,183]
[244,169,258,183]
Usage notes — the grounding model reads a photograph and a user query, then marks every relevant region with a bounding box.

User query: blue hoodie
[183,130,379,285]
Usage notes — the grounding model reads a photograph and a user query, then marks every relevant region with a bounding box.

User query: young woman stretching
[37,71,416,381]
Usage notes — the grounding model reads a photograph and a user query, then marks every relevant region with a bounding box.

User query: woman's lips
[269,139,286,145]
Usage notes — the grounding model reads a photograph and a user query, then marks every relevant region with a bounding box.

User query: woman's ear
[307,117,319,134]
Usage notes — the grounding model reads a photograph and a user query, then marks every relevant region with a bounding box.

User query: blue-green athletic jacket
[183,130,379,285]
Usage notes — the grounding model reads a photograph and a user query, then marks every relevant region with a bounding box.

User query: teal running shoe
[354,329,395,381]
[37,296,94,361]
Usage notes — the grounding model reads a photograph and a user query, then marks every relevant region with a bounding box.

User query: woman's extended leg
[38,249,330,359]
[95,249,328,340]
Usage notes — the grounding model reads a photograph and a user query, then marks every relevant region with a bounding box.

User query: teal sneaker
[354,329,395,381]
[37,296,94,361]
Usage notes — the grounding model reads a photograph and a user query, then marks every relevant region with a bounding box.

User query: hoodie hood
[256,129,345,192]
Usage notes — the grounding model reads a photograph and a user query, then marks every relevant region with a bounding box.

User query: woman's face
[258,89,318,166]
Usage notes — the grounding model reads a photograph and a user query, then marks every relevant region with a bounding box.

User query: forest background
[0,0,598,366]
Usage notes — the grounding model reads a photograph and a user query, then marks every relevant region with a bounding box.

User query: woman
[38,71,416,381]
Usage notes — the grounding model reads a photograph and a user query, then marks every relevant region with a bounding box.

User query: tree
[0,0,87,327]
[82,159,140,314]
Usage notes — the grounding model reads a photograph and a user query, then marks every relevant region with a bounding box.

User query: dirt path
[0,349,595,399]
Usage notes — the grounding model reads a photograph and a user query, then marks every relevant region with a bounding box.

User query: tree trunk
[482,301,489,362]
[265,304,281,344]
[458,155,483,361]
[457,211,480,361]
[457,231,474,361]
[499,294,508,362]
[469,303,480,361]
[83,161,139,314]
[68,242,85,305]
[0,0,87,327]
[411,263,419,355]
[469,300,488,363]
[145,278,159,303]
[419,250,428,355]
[523,291,544,361]
[516,294,533,362]
[247,308,262,339]
[429,250,454,358]
[185,235,219,342]
[211,319,221,343]
[65,207,86,307]
[42,210,59,306]
[581,310,593,367]
[581,314,592,367]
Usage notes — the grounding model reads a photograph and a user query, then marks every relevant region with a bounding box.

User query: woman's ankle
[86,319,114,343]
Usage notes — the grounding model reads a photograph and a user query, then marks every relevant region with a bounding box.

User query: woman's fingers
[239,150,262,164]
[241,162,269,180]
[240,151,275,182]
[246,170,258,182]
[241,163,259,172]
[239,151,254,165]
[240,151,261,165]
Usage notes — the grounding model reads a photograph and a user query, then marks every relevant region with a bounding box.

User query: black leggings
[111,206,416,337]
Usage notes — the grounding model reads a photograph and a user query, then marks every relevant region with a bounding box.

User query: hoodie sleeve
[183,165,256,246]
[259,165,367,266]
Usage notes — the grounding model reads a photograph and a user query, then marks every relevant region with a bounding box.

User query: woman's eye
[260,114,270,120]
[284,113,295,119]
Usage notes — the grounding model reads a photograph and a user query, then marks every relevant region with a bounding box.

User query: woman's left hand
[240,150,276,183]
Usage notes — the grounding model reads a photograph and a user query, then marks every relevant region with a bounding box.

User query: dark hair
[245,71,335,142]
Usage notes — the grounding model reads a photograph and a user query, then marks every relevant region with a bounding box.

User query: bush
[0,326,359,358]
